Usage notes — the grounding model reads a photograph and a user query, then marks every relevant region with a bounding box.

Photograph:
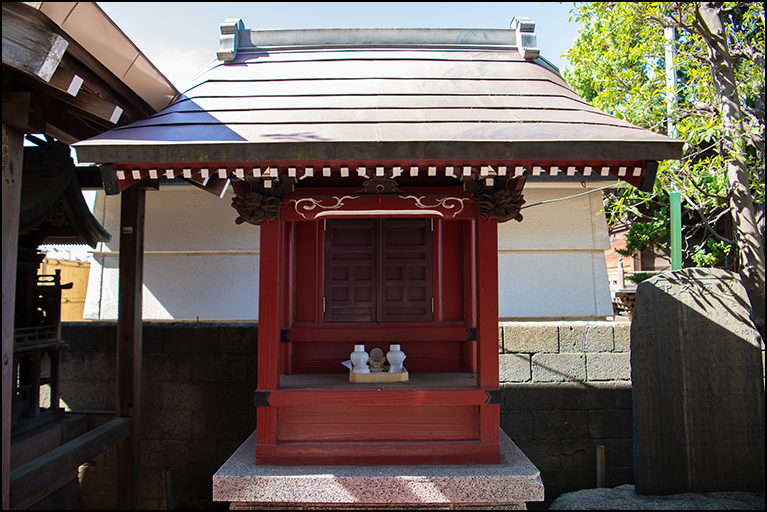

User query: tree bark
[695,2,766,337]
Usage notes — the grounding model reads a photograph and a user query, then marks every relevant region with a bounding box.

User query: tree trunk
[696,2,766,337]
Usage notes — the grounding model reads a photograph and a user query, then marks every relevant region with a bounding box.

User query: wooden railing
[12,272,70,425]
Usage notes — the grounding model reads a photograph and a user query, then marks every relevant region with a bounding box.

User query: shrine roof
[72,19,683,194]
[74,21,682,159]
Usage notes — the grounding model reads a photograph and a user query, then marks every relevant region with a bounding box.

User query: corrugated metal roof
[73,24,682,169]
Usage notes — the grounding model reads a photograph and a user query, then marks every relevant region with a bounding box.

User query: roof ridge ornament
[510,16,539,60]
[217,18,244,62]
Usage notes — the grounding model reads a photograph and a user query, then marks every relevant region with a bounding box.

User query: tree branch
[681,190,736,244]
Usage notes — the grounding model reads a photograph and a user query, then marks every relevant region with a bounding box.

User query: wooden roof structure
[74,18,683,196]
[20,136,111,248]
[2,2,178,508]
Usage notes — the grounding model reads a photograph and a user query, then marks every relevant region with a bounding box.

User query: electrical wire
[520,183,619,210]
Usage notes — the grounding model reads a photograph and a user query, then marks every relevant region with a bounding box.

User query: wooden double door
[324,218,432,323]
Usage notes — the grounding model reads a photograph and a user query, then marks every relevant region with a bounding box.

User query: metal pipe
[670,190,682,270]
[163,468,173,510]
[596,445,605,488]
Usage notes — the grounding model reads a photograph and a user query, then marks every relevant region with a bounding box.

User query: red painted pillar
[476,217,500,449]
[257,220,281,447]
[476,218,499,389]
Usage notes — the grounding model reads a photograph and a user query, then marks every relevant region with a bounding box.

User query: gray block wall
[499,321,633,507]
[60,322,257,510]
[58,320,632,509]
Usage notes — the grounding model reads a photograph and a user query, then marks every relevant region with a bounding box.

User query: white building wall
[84,182,613,321]
[85,185,261,320]
[497,184,613,319]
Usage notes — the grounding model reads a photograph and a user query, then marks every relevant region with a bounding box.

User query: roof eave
[74,139,684,166]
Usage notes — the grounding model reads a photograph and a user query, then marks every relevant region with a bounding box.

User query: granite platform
[213,430,544,510]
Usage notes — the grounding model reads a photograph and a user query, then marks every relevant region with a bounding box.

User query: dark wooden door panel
[324,218,432,322]
[324,219,377,322]
[381,219,432,322]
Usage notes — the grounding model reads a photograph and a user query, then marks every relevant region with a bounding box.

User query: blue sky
[98,2,582,92]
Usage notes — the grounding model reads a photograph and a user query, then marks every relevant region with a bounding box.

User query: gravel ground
[549,484,765,510]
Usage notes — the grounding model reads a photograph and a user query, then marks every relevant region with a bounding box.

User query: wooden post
[257,220,281,449]
[115,184,145,509]
[476,218,499,389]
[2,124,24,510]
[476,217,500,449]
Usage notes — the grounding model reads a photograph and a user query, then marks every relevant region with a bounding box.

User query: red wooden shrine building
[73,19,682,467]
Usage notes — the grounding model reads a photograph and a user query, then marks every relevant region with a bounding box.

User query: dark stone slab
[631,269,765,495]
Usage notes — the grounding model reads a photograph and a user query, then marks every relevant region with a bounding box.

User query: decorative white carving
[290,195,359,219]
[399,195,471,218]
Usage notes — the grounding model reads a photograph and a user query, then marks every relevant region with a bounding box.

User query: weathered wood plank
[9,417,131,509]
[276,405,479,443]
[1,11,68,82]
[2,124,24,510]
[115,184,146,509]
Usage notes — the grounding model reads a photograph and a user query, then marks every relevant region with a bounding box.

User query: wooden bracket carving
[356,177,402,194]
[476,189,525,223]
[231,192,280,225]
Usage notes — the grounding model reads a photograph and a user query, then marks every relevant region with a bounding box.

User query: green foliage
[691,238,733,267]
[626,272,652,285]
[614,207,669,256]
[565,2,765,269]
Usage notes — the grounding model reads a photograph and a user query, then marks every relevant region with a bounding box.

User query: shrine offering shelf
[263,373,496,408]
[277,371,476,390]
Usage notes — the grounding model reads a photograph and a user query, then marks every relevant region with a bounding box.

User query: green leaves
[568,2,764,270]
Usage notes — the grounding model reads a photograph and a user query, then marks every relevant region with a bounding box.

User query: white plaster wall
[84,185,261,320]
[85,182,613,321]
[497,185,613,319]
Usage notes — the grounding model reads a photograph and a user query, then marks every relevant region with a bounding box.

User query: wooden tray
[349,371,409,383]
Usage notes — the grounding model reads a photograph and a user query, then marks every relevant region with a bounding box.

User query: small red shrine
[74,18,682,467]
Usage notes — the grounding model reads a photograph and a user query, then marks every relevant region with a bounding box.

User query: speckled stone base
[213,430,544,510]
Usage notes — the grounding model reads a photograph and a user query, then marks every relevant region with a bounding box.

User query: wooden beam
[16,72,123,125]
[47,67,83,97]
[9,417,131,509]
[1,92,45,133]
[2,124,24,510]
[256,220,282,449]
[115,184,146,509]
[1,10,68,82]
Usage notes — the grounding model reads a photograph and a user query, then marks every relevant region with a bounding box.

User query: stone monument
[631,268,765,495]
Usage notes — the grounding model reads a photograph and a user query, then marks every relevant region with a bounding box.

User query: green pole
[666,25,682,271]
[670,189,682,270]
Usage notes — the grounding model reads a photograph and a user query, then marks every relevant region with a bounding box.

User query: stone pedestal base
[213,430,544,510]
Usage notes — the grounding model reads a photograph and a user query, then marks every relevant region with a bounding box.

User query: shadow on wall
[501,381,634,510]
[59,322,258,510]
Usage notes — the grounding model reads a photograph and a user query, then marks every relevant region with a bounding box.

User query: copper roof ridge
[217,17,541,63]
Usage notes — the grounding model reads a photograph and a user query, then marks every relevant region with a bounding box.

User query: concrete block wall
[499,321,633,508]
[57,321,633,509]
[59,322,257,510]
